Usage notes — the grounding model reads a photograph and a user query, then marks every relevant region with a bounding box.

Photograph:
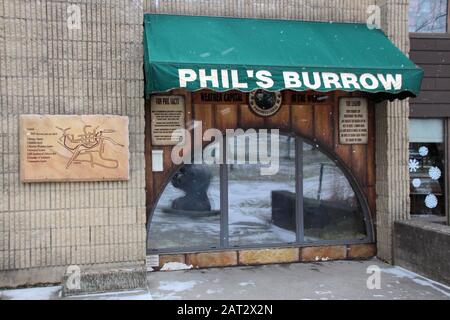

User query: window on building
[409,119,446,221]
[303,142,367,241]
[228,133,296,246]
[147,162,221,251]
[147,134,371,253]
[408,0,448,33]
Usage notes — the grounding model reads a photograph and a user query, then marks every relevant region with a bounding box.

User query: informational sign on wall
[20,115,129,182]
[339,98,368,144]
[150,95,185,146]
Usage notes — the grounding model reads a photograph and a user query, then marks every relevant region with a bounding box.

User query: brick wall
[375,0,411,263]
[0,0,146,287]
[144,0,375,21]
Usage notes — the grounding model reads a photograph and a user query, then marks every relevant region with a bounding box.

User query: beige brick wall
[144,0,375,22]
[0,0,146,287]
[375,0,411,263]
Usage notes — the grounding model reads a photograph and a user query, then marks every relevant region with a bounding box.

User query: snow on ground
[0,286,153,301]
[238,281,256,287]
[1,261,450,300]
[206,288,224,294]
[0,286,61,300]
[382,266,450,298]
[160,262,193,271]
[158,280,199,292]
[147,260,450,300]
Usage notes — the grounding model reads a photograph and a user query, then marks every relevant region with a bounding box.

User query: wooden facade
[145,90,376,228]
[410,33,450,117]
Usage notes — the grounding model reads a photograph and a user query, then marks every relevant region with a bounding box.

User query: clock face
[249,90,282,117]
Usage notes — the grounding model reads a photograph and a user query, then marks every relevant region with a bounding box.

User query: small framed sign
[339,97,368,145]
[151,95,185,146]
[19,115,129,182]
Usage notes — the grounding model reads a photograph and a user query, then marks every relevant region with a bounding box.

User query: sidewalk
[1,259,449,300]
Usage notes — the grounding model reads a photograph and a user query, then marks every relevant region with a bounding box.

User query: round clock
[249,90,282,117]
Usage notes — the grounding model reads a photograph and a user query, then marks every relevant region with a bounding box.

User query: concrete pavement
[1,259,449,300]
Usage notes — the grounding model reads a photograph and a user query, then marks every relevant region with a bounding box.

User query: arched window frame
[146,132,374,253]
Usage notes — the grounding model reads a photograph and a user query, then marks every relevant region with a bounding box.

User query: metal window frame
[146,133,374,255]
[408,117,448,224]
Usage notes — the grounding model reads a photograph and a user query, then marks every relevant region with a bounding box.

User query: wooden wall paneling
[291,104,314,138]
[313,104,334,148]
[366,186,376,219]
[366,101,376,188]
[194,103,214,148]
[264,103,291,130]
[214,104,238,132]
[409,33,450,117]
[351,144,368,187]
[332,101,352,167]
[238,104,265,129]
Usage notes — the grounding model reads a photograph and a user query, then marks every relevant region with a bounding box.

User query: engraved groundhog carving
[171,164,212,212]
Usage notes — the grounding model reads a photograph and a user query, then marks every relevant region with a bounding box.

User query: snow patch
[314,290,332,295]
[314,256,329,261]
[0,286,61,300]
[160,262,193,271]
[239,281,256,287]
[158,280,198,292]
[382,266,450,298]
[206,288,224,294]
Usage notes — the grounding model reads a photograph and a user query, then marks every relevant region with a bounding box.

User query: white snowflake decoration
[428,166,441,180]
[418,146,429,157]
[409,159,420,172]
[412,178,421,188]
[425,194,438,209]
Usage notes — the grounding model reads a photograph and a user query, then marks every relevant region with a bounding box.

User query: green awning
[144,14,423,99]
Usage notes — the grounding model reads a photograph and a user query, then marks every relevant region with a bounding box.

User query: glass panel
[408,0,448,33]
[410,119,444,143]
[409,119,446,219]
[147,163,221,250]
[302,142,367,241]
[228,133,296,246]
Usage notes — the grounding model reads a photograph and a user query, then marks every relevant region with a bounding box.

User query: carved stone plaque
[150,95,185,146]
[339,98,368,144]
[20,115,129,182]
